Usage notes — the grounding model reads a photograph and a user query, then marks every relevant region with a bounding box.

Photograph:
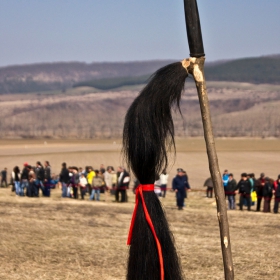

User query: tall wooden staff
[183,0,234,279]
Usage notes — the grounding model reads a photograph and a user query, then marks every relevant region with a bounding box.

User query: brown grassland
[0,138,280,279]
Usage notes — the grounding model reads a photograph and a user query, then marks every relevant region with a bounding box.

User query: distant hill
[73,75,150,90]
[73,56,280,90]
[0,55,279,93]
[0,60,174,94]
[1,82,280,139]
[205,56,280,84]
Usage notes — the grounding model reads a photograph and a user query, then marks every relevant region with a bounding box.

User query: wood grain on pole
[187,57,234,280]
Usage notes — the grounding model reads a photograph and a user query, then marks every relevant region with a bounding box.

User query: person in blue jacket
[223,169,229,188]
[223,169,229,197]
[172,168,191,210]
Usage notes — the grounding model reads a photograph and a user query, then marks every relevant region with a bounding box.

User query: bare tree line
[0,88,280,139]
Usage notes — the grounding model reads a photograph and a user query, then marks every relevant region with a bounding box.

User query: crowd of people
[204,169,280,214]
[0,162,192,209]
[1,163,279,213]
[1,162,132,202]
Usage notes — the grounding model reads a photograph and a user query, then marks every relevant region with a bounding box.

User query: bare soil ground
[0,138,279,187]
[0,139,279,279]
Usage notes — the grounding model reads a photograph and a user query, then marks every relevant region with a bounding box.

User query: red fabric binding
[127,184,164,280]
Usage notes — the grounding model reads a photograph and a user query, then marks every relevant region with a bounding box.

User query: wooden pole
[187,57,234,279]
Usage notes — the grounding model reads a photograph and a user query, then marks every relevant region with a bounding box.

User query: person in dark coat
[115,169,121,201]
[59,162,70,197]
[225,173,237,210]
[236,173,251,211]
[43,161,52,197]
[203,177,213,198]
[35,161,45,197]
[273,175,280,213]
[70,167,80,199]
[263,177,273,213]
[172,168,191,210]
[1,168,7,187]
[116,167,130,202]
[255,173,265,211]
[20,163,30,196]
[26,174,37,197]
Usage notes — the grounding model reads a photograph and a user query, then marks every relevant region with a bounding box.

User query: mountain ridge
[0,55,279,93]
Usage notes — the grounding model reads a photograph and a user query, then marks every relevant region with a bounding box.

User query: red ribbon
[127,184,164,280]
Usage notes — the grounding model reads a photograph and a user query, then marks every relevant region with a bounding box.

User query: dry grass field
[0,138,280,279]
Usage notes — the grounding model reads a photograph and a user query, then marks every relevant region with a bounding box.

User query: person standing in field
[104,166,114,201]
[236,173,251,211]
[248,173,256,189]
[225,173,237,210]
[35,161,45,197]
[172,168,191,210]
[104,166,113,190]
[203,177,214,198]
[27,173,37,197]
[160,170,169,198]
[12,166,21,195]
[59,162,70,198]
[79,173,88,200]
[116,167,121,200]
[86,167,96,195]
[222,169,229,197]
[255,173,265,211]
[248,173,257,206]
[68,166,74,197]
[273,175,280,213]
[263,177,273,213]
[243,173,255,207]
[115,167,122,201]
[20,163,30,196]
[0,168,8,188]
[70,167,80,199]
[43,161,52,197]
[90,171,103,201]
[116,166,130,203]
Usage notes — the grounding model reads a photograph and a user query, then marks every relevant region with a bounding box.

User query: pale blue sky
[0,0,279,67]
